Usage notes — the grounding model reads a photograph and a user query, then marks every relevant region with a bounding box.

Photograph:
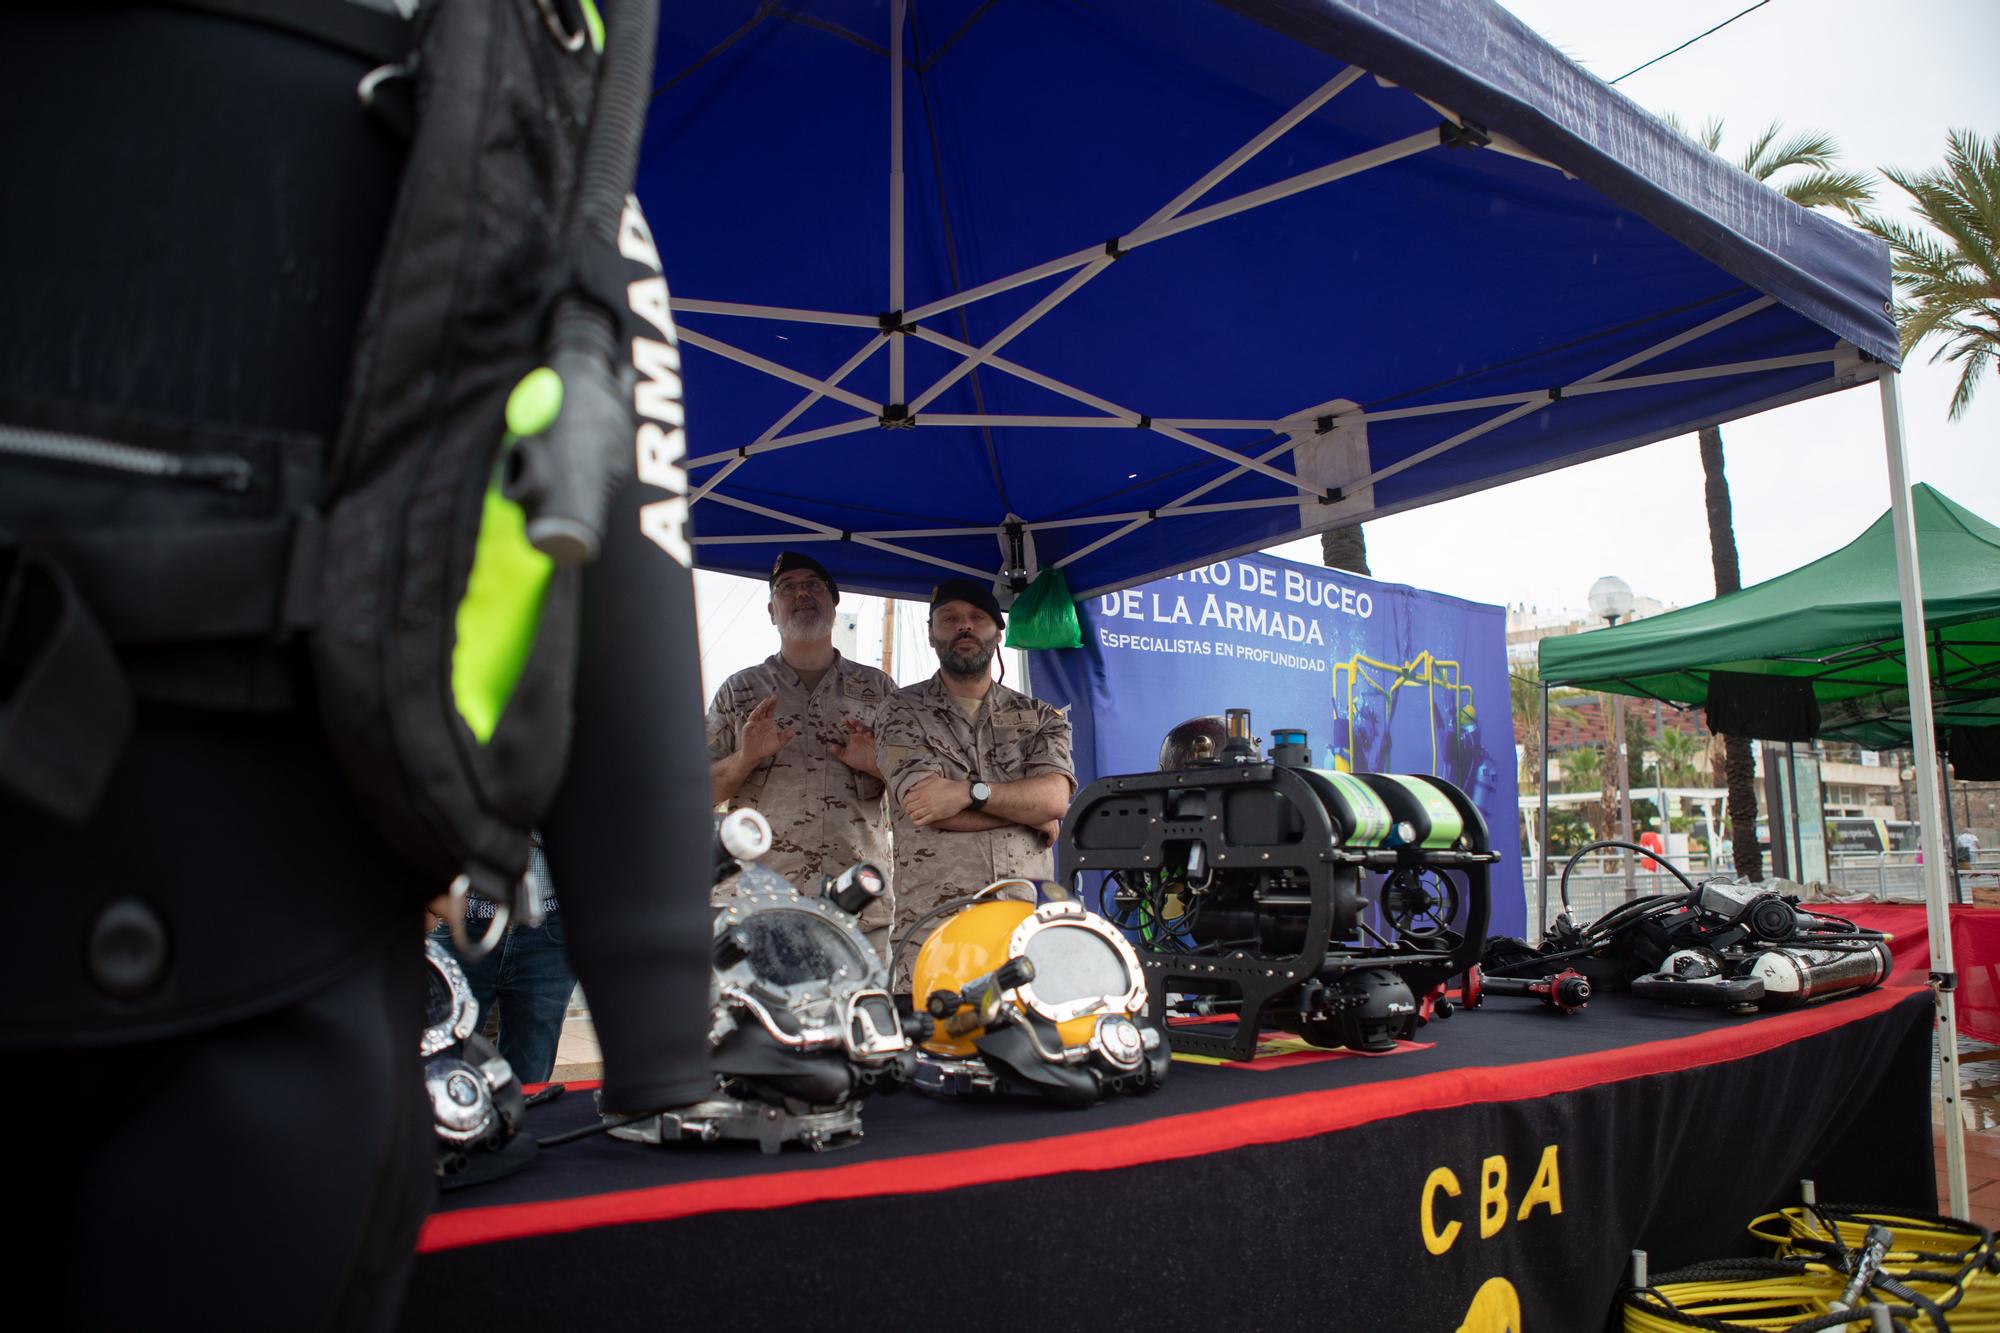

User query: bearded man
[875,579,1074,983]
[706,552,897,951]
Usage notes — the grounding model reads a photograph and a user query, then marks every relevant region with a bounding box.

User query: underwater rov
[1058,710,1495,1060]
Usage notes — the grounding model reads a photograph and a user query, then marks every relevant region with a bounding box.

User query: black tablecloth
[407,984,1936,1330]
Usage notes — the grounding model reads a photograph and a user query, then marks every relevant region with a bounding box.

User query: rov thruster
[1057,709,1496,1060]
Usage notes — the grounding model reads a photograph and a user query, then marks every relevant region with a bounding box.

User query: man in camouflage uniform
[877,578,1074,987]
[707,552,897,954]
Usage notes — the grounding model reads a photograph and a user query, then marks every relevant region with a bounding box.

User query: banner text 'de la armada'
[1030,551,1525,937]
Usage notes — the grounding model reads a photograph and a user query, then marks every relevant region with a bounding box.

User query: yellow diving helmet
[909,882,1168,1106]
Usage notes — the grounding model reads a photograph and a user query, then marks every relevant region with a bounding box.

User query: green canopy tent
[1541,484,2000,748]
[1540,485,2000,923]
[1535,476,1991,1221]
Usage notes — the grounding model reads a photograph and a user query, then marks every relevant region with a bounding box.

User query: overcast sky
[1266,0,2000,615]
[694,0,2000,696]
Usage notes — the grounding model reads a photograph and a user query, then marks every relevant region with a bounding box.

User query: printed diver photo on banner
[1030,551,1526,938]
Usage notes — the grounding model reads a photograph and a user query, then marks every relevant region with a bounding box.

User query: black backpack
[0,0,672,912]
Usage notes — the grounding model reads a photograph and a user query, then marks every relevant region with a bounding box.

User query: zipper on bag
[0,422,254,493]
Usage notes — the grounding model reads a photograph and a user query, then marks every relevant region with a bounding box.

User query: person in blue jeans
[431,842,575,1084]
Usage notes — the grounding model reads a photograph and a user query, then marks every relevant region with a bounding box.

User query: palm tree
[1650,726,1707,789]
[1855,129,2000,420]
[1558,744,1600,794]
[1510,663,1583,787]
[1672,119,1875,880]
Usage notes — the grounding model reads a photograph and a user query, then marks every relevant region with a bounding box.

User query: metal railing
[1524,848,2000,932]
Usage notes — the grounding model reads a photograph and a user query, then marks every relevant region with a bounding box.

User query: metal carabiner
[445,873,511,960]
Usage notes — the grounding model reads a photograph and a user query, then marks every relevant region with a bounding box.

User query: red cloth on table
[1825,903,2000,1044]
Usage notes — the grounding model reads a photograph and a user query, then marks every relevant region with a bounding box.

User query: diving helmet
[1159,709,1261,770]
[610,809,922,1153]
[421,938,530,1184]
[911,884,1168,1107]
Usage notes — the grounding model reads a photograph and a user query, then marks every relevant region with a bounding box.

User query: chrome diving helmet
[422,937,530,1185]
[609,808,923,1153]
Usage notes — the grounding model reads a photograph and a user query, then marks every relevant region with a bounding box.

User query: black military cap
[929,577,1004,628]
[770,550,838,602]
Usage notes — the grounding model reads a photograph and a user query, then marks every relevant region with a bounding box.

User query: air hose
[513,0,664,564]
[1621,1204,2000,1331]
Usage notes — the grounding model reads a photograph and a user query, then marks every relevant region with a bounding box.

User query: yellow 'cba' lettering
[1421,1167,1462,1256]
[1479,1155,1507,1239]
[1516,1144,1563,1221]
[1421,1145,1563,1255]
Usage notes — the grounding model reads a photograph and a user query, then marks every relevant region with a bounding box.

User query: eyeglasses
[774,576,830,598]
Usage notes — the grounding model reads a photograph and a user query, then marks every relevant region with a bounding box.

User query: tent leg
[1942,746,1964,905]
[1879,370,1966,1218]
[1538,682,1551,941]
[888,0,906,405]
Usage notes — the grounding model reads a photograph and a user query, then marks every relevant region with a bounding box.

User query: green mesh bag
[1004,566,1083,650]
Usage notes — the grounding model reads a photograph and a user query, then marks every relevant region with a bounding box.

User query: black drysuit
[0,8,713,1328]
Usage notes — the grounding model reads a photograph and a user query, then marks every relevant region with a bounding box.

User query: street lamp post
[1588,576,1638,899]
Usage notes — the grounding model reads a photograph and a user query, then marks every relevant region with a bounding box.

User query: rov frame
[1058,761,1495,1060]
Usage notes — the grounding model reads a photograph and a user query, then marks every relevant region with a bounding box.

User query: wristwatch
[967,780,992,812]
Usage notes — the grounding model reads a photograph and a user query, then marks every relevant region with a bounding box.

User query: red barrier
[1822,903,2000,1045]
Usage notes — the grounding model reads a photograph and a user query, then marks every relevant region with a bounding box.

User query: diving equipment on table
[910,885,1169,1107]
[422,938,531,1185]
[1476,968,1592,1014]
[1062,708,1495,1060]
[607,810,922,1153]
[1488,841,1891,1013]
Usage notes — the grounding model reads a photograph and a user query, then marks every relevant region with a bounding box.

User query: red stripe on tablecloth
[420,984,1920,1253]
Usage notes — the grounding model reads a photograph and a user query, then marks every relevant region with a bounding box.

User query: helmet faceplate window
[739,908,870,988]
[1024,925,1131,1007]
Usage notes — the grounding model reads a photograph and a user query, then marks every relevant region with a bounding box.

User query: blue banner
[1030,551,1524,938]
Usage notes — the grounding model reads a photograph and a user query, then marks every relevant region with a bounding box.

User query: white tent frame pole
[686,334,1853,559]
[1325,351,1851,500]
[905,325,1321,493]
[888,0,906,405]
[1573,297,1775,384]
[1054,432,1312,570]
[686,416,876,471]
[903,65,1367,327]
[1879,368,1967,1218]
[687,456,745,506]
[1154,65,1367,220]
[1052,300,1813,571]
[732,333,891,461]
[1127,128,1439,252]
[906,258,1118,412]
[1322,347,1848,430]
[1538,681,1551,940]
[697,491,994,580]
[915,414,1140,428]
[669,298,880,328]
[904,129,1438,415]
[1350,400,1546,492]
[676,327,883,414]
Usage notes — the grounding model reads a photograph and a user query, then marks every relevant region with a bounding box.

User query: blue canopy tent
[640,0,1893,602]
[633,0,1965,1207]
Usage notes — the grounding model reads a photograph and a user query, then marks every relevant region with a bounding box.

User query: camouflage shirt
[876,673,1075,954]
[705,652,896,929]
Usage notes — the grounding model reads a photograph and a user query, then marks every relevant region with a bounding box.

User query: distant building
[1506,596,1678,666]
[832,609,862,660]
